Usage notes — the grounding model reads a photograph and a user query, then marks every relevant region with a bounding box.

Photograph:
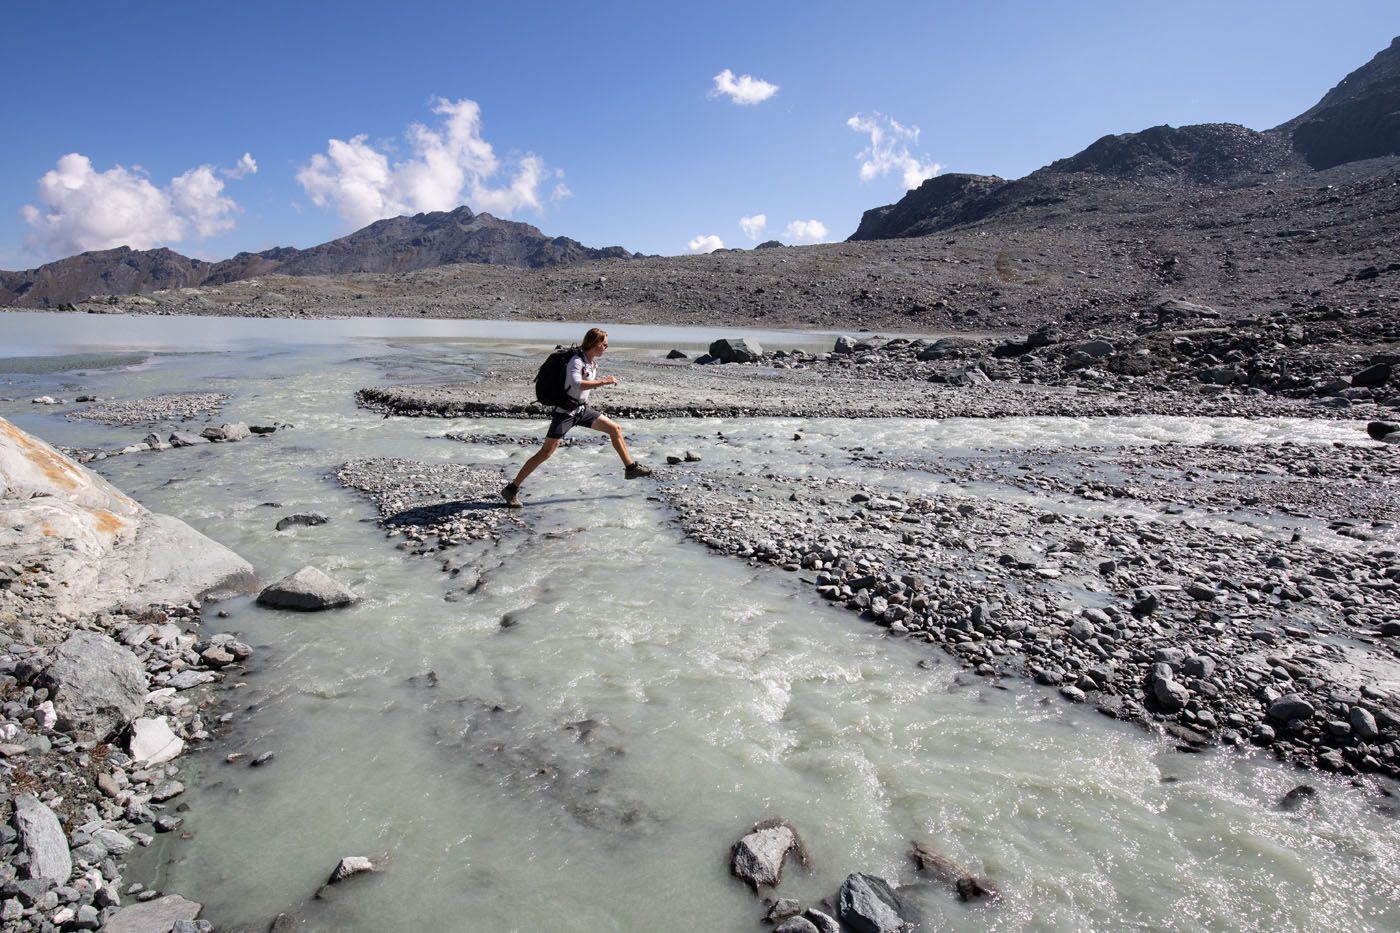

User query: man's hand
[603,375,619,387]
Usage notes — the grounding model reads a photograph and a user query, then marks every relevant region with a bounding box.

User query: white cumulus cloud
[296,97,557,230]
[710,69,780,105]
[847,112,942,189]
[222,152,258,179]
[688,234,724,254]
[739,214,767,240]
[783,219,829,244]
[21,152,249,258]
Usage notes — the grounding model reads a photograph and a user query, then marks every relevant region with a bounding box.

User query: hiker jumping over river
[501,327,651,508]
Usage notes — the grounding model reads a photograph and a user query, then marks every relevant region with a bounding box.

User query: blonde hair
[582,327,609,351]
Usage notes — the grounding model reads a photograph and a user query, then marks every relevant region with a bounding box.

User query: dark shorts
[546,406,602,439]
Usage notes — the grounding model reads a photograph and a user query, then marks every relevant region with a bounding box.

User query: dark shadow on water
[383,500,508,526]
[382,492,630,526]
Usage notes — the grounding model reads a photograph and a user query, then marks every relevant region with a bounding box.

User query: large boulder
[42,632,146,738]
[1367,421,1399,443]
[12,794,71,884]
[708,338,764,364]
[0,417,256,617]
[1267,693,1315,723]
[257,566,358,611]
[730,818,806,890]
[1352,363,1392,388]
[837,873,909,933]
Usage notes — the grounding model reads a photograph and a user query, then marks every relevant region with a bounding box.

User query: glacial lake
[1,311,1396,932]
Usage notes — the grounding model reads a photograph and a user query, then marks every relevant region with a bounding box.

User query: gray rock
[1183,655,1216,679]
[2,879,53,907]
[1350,707,1380,741]
[12,795,71,884]
[910,840,999,901]
[775,919,820,933]
[1074,339,1116,359]
[709,338,765,364]
[150,781,185,803]
[93,829,135,855]
[172,921,214,933]
[1156,298,1220,320]
[947,367,991,387]
[0,417,256,617]
[804,909,841,933]
[838,873,909,933]
[43,632,146,738]
[167,432,208,448]
[200,645,235,668]
[128,717,184,765]
[765,898,802,922]
[166,670,216,690]
[200,422,250,442]
[1352,363,1393,388]
[326,856,376,884]
[1367,421,1400,443]
[1185,583,1218,601]
[1153,678,1190,713]
[104,894,202,933]
[730,818,806,890]
[256,566,358,611]
[1278,784,1317,811]
[833,336,857,354]
[275,512,329,532]
[1267,694,1315,723]
[665,349,688,360]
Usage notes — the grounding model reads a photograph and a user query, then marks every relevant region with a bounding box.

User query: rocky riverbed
[0,417,256,931]
[4,316,1400,930]
[352,333,1400,785]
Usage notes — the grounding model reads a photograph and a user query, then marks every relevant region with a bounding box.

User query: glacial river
[1,312,1396,932]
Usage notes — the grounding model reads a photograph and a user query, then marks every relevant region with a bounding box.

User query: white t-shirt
[563,352,597,408]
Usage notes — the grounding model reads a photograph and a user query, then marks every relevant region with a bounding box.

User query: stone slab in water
[257,566,358,611]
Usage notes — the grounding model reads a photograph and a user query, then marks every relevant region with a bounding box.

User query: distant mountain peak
[1035,123,1300,186]
[848,36,1400,242]
[1275,34,1400,169]
[0,206,631,308]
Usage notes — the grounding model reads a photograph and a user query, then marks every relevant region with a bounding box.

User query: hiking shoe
[624,462,653,480]
[501,482,522,508]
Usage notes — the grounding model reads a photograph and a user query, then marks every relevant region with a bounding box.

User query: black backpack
[534,346,581,408]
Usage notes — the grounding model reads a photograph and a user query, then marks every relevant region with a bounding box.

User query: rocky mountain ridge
[0,207,632,309]
[5,36,1400,319]
[851,35,1400,240]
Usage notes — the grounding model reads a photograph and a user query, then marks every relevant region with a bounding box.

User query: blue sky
[3,1,1397,269]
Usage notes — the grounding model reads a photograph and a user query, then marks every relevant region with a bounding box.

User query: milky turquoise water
[2,312,1396,932]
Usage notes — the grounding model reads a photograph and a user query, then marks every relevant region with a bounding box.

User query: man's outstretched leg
[592,416,651,479]
[502,438,560,507]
